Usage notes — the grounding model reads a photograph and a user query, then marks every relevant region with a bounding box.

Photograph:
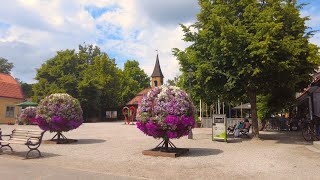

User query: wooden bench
[0,129,46,158]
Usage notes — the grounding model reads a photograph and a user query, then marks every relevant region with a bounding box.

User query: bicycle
[264,119,280,131]
[301,119,320,141]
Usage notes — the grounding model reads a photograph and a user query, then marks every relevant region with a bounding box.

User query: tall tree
[33,44,127,121]
[121,60,150,104]
[166,75,181,87]
[33,49,83,100]
[0,57,14,74]
[174,0,320,136]
[20,82,34,99]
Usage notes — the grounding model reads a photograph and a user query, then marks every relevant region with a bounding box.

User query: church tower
[151,53,164,88]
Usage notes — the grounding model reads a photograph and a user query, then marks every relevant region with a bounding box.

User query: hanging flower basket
[137,86,195,156]
[20,106,37,125]
[35,93,83,143]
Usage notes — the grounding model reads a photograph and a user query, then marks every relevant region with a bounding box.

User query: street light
[187,68,193,139]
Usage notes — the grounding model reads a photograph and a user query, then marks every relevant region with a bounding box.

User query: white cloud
[0,0,198,83]
[2,0,319,85]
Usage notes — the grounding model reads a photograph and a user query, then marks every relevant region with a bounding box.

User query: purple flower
[167,131,178,138]
[35,93,83,132]
[136,86,195,139]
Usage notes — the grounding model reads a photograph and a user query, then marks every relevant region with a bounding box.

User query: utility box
[212,114,227,142]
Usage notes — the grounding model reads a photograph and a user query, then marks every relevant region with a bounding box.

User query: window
[5,106,15,118]
[154,80,158,87]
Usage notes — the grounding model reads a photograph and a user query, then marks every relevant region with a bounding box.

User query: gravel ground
[1,122,320,180]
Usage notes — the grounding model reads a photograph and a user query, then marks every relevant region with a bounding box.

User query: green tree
[174,0,320,136]
[0,57,14,74]
[20,82,34,99]
[78,54,122,119]
[121,60,150,104]
[33,49,83,100]
[166,75,181,86]
[33,44,126,121]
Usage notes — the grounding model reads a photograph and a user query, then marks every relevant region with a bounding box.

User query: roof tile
[0,73,24,99]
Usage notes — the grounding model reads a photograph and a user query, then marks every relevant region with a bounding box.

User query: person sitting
[234,119,250,137]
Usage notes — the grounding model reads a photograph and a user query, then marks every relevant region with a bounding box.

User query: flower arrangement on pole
[35,93,83,143]
[137,85,195,151]
[20,106,37,125]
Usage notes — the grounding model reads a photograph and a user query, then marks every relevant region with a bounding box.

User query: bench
[227,122,251,137]
[239,123,251,137]
[0,129,46,158]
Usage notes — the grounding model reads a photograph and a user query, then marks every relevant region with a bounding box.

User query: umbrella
[232,103,251,110]
[16,101,38,108]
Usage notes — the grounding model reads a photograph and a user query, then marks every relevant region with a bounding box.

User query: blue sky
[0,0,319,83]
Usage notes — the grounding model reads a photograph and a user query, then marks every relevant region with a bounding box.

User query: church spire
[151,53,164,88]
[151,53,164,78]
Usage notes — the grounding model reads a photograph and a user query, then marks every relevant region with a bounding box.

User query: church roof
[0,73,24,99]
[151,54,164,78]
[126,88,152,106]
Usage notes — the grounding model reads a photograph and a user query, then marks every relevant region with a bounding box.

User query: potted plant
[34,93,83,143]
[137,86,195,155]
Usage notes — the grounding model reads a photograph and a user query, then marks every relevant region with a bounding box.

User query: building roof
[296,74,320,102]
[151,54,164,78]
[0,73,24,99]
[126,88,151,106]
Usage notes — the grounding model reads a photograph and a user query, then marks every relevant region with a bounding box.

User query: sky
[0,0,319,84]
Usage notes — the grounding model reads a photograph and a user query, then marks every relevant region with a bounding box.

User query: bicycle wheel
[265,122,271,131]
[302,125,313,141]
[312,124,319,141]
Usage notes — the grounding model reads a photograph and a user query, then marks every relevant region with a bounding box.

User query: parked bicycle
[301,118,320,141]
[264,118,280,131]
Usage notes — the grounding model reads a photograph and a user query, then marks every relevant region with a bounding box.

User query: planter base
[142,139,189,157]
[142,147,189,158]
[44,132,77,144]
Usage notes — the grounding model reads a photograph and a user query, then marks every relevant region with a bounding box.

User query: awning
[16,101,38,107]
[232,103,251,110]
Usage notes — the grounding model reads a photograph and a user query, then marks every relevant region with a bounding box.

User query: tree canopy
[174,0,320,136]
[33,44,149,121]
[121,60,150,104]
[0,57,14,74]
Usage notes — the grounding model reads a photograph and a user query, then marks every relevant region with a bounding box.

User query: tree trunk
[248,89,259,137]
[260,119,266,131]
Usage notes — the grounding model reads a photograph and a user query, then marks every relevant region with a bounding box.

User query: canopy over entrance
[16,101,38,108]
[232,103,251,110]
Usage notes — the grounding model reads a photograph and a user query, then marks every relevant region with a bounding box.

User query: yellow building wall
[152,77,163,88]
[0,97,23,124]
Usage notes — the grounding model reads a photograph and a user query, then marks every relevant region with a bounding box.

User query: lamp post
[187,68,193,139]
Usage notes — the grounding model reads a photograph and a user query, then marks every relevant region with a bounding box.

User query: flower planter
[136,86,195,157]
[35,93,83,144]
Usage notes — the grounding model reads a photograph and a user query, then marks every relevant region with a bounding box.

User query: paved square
[1,122,320,179]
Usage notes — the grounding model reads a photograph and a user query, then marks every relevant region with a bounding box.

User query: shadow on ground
[226,133,252,143]
[0,150,60,160]
[187,148,223,157]
[43,138,106,145]
[75,139,106,144]
[258,131,313,145]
